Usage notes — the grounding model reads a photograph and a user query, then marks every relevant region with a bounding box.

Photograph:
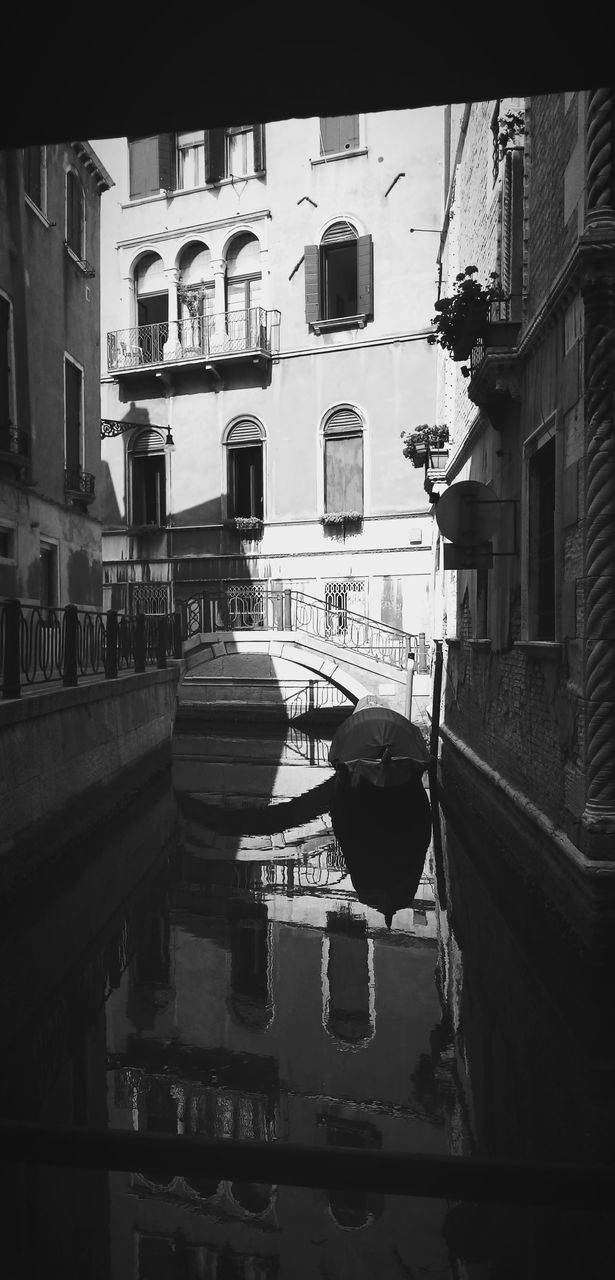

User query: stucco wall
[0,665,181,890]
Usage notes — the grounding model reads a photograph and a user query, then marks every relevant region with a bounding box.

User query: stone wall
[0,665,181,891]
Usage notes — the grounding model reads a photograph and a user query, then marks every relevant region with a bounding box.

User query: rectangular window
[305,235,373,328]
[225,125,255,177]
[529,436,556,639]
[24,145,45,211]
[39,541,58,608]
[132,454,166,526]
[66,171,84,258]
[320,116,360,155]
[64,357,83,472]
[229,445,263,518]
[177,130,206,188]
[0,525,14,558]
[1,292,14,447]
[325,435,363,515]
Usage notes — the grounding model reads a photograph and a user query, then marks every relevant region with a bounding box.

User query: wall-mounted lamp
[165,426,176,451]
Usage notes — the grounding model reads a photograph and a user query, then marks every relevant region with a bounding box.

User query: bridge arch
[181,636,372,704]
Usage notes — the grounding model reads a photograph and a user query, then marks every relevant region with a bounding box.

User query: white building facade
[96,111,442,644]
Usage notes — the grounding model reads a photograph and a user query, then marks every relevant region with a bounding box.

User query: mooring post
[404,649,415,720]
[2,598,21,699]
[172,611,182,658]
[105,610,118,679]
[134,613,146,674]
[62,605,78,688]
[283,588,292,631]
[429,640,443,767]
[156,616,167,669]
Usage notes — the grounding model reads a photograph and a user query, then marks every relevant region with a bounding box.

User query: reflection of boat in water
[328,699,432,928]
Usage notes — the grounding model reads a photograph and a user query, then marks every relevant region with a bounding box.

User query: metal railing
[470,295,520,375]
[107,308,280,372]
[0,598,182,699]
[181,587,425,673]
[64,466,95,498]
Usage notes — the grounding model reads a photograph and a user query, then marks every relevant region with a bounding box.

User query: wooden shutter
[325,435,363,514]
[356,235,373,319]
[253,124,265,173]
[509,148,524,322]
[157,134,175,191]
[320,117,338,154]
[65,360,82,470]
[204,128,226,183]
[304,244,321,325]
[128,137,159,199]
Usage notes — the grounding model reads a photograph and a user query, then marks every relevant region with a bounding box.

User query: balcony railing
[107,308,280,373]
[470,296,520,376]
[64,466,96,500]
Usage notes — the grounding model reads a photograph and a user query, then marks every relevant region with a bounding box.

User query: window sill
[514,641,563,661]
[64,243,95,277]
[468,638,492,653]
[122,172,265,208]
[311,148,368,166]
[25,194,52,227]
[311,315,367,334]
[445,638,461,647]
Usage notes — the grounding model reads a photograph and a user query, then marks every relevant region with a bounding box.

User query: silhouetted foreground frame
[0,1122,612,1209]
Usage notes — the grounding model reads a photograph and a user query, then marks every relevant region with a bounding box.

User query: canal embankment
[0,663,183,892]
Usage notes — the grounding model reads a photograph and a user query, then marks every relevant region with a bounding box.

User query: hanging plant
[497,109,525,157]
[427,267,503,361]
[401,424,449,468]
[321,511,363,526]
[227,515,264,534]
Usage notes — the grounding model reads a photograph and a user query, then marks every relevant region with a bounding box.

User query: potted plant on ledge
[428,267,503,362]
[321,511,363,537]
[401,424,449,469]
[226,515,264,539]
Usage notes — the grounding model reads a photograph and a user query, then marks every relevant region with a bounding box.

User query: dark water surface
[0,724,613,1278]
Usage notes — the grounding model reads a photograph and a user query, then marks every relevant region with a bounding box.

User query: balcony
[107,308,281,381]
[0,426,30,477]
[467,298,521,430]
[64,466,96,507]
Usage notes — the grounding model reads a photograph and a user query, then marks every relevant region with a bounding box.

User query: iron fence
[0,598,182,699]
[180,586,424,673]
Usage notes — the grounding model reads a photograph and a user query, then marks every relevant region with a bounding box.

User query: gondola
[328,698,432,928]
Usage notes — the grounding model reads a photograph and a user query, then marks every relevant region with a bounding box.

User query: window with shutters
[323,407,364,517]
[128,127,265,199]
[319,116,360,156]
[64,355,83,472]
[305,223,373,332]
[24,145,47,214]
[130,429,167,527]
[225,419,265,520]
[65,169,85,259]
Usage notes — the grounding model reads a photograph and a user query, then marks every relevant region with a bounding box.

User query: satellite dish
[435,481,500,546]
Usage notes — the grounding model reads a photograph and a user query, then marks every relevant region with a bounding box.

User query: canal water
[0,720,613,1278]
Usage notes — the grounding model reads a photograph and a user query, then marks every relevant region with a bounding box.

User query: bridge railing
[180,586,426,673]
[1,598,183,700]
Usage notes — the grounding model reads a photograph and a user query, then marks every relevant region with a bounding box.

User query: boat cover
[328,705,430,788]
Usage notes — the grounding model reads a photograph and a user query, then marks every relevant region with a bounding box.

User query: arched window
[178,241,214,354]
[65,169,85,258]
[305,222,373,330]
[226,233,262,347]
[130,428,166,527]
[135,253,168,362]
[323,407,364,517]
[225,419,265,520]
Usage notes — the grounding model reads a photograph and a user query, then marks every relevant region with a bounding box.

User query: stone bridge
[177,588,422,722]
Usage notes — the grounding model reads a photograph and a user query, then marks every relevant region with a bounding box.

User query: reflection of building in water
[105,836,452,1276]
